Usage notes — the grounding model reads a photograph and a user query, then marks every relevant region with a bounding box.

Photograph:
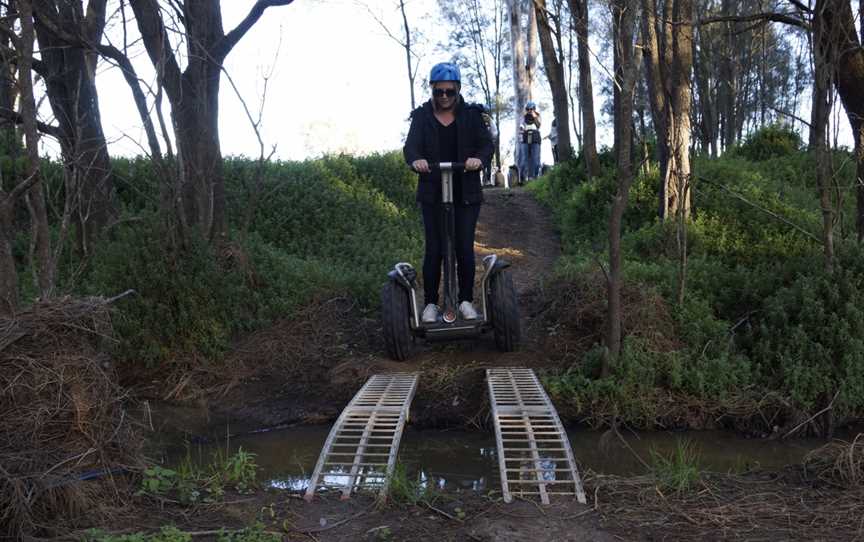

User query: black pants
[421,203,481,306]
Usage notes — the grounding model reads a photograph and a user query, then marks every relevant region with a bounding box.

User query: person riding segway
[381,62,521,360]
[518,101,541,183]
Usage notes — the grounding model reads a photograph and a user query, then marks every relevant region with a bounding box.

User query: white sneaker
[422,304,440,323]
[459,301,479,320]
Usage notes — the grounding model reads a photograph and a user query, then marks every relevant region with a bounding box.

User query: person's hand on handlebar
[412,159,430,173]
[465,158,482,171]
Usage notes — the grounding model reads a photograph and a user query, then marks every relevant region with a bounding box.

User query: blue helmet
[430,62,460,83]
[526,101,536,110]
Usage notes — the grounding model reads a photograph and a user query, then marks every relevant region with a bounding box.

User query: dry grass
[588,460,864,540]
[803,434,864,488]
[535,271,681,361]
[0,297,143,538]
[131,294,366,404]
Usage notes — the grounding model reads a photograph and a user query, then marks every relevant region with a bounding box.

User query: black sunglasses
[433,88,458,97]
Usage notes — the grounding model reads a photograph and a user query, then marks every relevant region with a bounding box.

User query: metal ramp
[304,373,418,501]
[487,367,586,504]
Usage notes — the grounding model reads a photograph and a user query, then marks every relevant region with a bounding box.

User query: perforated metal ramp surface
[487,367,587,504]
[304,373,418,501]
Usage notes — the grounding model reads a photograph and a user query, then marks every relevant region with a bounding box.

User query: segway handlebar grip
[430,162,466,172]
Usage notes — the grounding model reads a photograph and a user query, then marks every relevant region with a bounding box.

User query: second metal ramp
[487,367,587,505]
[305,373,418,501]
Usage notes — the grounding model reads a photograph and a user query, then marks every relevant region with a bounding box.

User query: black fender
[486,257,511,279]
[387,262,418,291]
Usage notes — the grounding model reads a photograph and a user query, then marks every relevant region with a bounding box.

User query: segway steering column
[430,162,465,323]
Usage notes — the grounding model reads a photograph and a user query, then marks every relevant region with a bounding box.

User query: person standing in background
[519,101,541,181]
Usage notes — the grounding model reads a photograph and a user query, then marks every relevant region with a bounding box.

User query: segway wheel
[381,281,413,361]
[489,269,521,352]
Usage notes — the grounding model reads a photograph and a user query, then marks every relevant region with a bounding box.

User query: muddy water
[149,408,827,492]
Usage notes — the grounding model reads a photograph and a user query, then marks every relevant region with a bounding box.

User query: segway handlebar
[430,162,466,171]
[411,161,466,173]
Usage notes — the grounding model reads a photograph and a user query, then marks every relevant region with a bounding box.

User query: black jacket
[403,97,494,205]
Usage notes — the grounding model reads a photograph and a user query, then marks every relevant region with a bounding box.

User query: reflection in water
[159,423,827,493]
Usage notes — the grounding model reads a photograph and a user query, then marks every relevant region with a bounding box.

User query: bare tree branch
[0,41,47,75]
[0,107,62,138]
[770,104,812,128]
[128,0,183,101]
[83,0,108,43]
[96,43,163,158]
[216,0,295,60]
[4,171,42,204]
[699,12,809,30]
[786,0,811,13]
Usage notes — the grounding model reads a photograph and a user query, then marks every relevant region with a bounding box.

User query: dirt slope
[208,187,565,432]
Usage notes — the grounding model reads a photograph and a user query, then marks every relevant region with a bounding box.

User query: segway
[381,162,521,361]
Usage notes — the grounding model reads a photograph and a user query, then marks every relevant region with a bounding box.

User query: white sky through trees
[75,0,853,166]
[84,0,565,165]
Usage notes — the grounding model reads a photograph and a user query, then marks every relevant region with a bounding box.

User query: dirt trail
[475,187,561,293]
[207,187,565,432]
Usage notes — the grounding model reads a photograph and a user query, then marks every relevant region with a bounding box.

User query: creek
[147,404,829,492]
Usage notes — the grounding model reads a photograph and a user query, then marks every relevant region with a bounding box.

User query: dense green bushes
[24,152,423,366]
[533,125,863,427]
[224,154,422,303]
[733,123,802,161]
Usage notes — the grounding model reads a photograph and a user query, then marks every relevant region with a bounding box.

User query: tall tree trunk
[642,0,692,220]
[0,194,15,314]
[534,0,571,159]
[606,0,640,374]
[33,0,115,256]
[812,0,835,270]
[641,0,668,215]
[693,25,716,155]
[130,0,295,242]
[527,0,539,98]
[811,0,864,241]
[19,0,54,297]
[569,0,601,176]
[821,0,864,242]
[172,63,224,238]
[399,0,416,110]
[718,0,738,149]
[509,0,529,167]
[0,7,18,314]
[667,0,693,219]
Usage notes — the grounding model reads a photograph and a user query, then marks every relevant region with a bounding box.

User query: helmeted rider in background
[519,101,541,181]
[403,62,494,324]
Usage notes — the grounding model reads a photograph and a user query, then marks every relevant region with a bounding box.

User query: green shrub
[542,339,672,426]
[734,124,803,161]
[531,161,659,253]
[74,151,422,365]
[538,145,864,425]
[223,154,423,305]
[749,255,864,415]
[650,439,701,493]
[84,218,245,365]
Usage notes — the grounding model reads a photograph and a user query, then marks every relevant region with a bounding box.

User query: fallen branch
[291,511,366,534]
[783,390,840,439]
[424,501,459,521]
